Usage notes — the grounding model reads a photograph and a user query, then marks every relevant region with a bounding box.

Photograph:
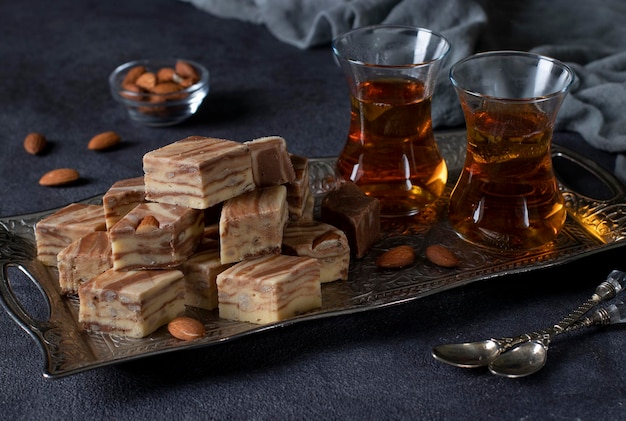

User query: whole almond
[175,60,199,82]
[376,245,415,269]
[135,72,157,90]
[88,131,121,151]
[39,168,79,186]
[178,77,195,88]
[168,316,206,341]
[136,215,159,233]
[150,82,187,103]
[151,82,183,95]
[157,67,176,82]
[123,65,146,85]
[120,82,143,100]
[425,244,460,268]
[23,132,47,155]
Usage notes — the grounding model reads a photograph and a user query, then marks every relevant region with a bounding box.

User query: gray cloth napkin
[181,0,626,184]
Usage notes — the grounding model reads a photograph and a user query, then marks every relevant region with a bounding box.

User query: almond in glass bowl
[109,58,209,127]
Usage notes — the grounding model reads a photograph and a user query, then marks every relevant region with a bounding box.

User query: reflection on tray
[1,131,625,378]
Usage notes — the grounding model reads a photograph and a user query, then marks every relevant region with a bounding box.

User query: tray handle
[552,144,626,201]
[0,262,52,337]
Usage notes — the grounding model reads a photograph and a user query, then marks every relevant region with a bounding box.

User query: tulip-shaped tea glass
[448,51,575,250]
[332,25,450,217]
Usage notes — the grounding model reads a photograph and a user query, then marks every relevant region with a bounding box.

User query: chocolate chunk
[320,182,381,259]
[245,136,296,187]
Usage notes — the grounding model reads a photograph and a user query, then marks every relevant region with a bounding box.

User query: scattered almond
[88,131,121,151]
[136,215,159,233]
[39,168,80,187]
[376,245,415,269]
[168,316,206,341]
[425,244,460,268]
[23,132,47,155]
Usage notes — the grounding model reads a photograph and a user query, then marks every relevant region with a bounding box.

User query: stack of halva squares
[34,136,355,338]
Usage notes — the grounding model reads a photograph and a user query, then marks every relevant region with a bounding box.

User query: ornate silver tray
[1,131,625,379]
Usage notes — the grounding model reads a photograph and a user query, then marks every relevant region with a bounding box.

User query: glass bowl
[109,58,209,127]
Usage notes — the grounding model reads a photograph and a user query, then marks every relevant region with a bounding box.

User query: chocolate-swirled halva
[216,254,321,324]
[78,268,185,338]
[143,136,255,210]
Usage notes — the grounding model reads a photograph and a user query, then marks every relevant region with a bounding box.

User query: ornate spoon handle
[493,270,626,350]
[554,269,626,331]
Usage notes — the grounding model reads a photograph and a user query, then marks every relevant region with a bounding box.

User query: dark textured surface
[1,1,625,419]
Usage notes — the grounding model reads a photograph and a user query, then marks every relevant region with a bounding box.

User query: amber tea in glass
[448,51,575,250]
[332,25,450,217]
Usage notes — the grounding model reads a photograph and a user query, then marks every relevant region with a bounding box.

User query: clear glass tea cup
[448,51,575,250]
[332,25,450,217]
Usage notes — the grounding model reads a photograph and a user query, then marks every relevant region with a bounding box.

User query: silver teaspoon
[488,339,548,378]
[432,336,530,368]
[488,299,626,378]
[432,269,626,369]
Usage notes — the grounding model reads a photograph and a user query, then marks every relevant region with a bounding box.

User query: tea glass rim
[449,50,576,103]
[331,24,451,69]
